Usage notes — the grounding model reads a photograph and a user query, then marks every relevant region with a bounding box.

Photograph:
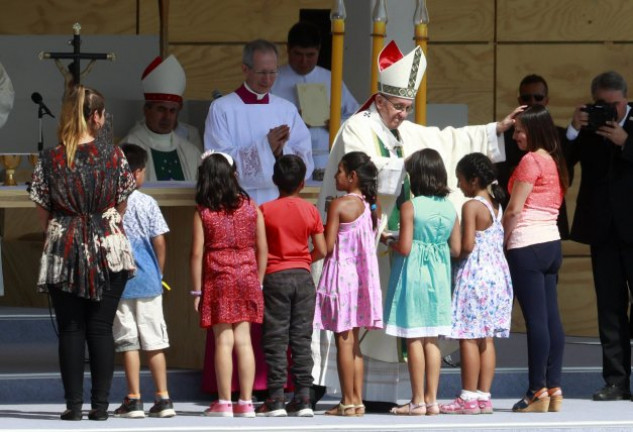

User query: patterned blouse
[29,138,136,301]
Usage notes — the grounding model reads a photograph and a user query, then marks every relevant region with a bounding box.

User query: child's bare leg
[391,337,425,414]
[351,328,364,406]
[478,337,496,393]
[423,337,441,404]
[460,339,482,392]
[122,350,141,396]
[334,330,355,406]
[213,323,234,401]
[233,321,255,401]
[146,350,168,396]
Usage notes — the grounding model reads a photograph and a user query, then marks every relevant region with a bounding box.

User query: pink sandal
[390,401,426,416]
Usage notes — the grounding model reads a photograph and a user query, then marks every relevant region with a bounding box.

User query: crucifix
[39,23,115,92]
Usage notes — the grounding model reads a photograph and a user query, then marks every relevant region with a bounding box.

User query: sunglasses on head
[519,93,546,103]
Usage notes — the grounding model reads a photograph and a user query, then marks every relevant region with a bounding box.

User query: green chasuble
[151,149,185,181]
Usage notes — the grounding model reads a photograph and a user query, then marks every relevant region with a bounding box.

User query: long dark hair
[195,154,249,211]
[517,105,569,193]
[340,151,378,229]
[456,152,506,206]
[405,149,450,197]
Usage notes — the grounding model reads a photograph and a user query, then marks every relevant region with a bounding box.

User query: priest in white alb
[204,39,313,205]
[312,40,519,406]
[121,55,201,181]
[271,21,358,178]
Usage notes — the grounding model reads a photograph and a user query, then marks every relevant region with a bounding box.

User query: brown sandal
[325,402,357,416]
[390,401,426,416]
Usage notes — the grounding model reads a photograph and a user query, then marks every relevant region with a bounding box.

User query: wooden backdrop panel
[496,44,633,126]
[498,0,633,42]
[171,44,288,100]
[428,0,494,42]
[428,44,495,125]
[0,0,137,35]
[141,0,331,43]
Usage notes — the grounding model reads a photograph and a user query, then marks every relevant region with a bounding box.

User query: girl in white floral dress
[440,153,513,415]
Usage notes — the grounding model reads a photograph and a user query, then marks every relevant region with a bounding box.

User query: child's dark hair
[456,152,507,206]
[340,151,379,229]
[120,143,147,172]
[272,154,306,194]
[405,149,450,197]
[195,154,249,211]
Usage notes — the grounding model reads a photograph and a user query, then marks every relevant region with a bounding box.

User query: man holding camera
[566,70,633,401]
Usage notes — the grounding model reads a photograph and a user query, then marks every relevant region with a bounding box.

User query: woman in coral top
[503,105,569,413]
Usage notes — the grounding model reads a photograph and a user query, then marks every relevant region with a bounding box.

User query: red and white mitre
[141,55,186,104]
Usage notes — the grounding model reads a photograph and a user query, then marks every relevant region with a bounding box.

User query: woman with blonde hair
[29,85,136,421]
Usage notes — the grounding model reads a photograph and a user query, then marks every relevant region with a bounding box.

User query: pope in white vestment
[272,64,358,174]
[204,82,313,205]
[312,41,515,403]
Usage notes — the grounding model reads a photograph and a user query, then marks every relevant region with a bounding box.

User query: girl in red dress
[190,151,267,418]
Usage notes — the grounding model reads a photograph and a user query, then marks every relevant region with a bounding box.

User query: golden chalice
[1,155,22,186]
[28,153,39,167]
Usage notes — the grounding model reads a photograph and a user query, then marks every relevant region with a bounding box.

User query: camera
[581,102,617,131]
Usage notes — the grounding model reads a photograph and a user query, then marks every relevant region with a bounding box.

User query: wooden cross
[39,23,115,90]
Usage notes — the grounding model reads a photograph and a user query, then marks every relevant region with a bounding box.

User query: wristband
[190,290,202,296]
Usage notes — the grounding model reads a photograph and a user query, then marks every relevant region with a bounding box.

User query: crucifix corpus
[39,23,115,92]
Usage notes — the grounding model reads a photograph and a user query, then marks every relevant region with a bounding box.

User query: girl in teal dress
[381,149,461,416]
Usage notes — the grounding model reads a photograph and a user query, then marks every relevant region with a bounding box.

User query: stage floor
[2,399,633,432]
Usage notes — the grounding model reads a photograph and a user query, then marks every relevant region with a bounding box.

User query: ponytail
[340,151,379,230]
[57,85,104,167]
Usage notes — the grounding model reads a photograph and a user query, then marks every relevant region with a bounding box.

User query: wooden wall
[2,0,632,364]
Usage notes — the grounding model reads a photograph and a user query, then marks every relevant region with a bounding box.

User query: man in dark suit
[566,70,633,401]
[496,74,571,238]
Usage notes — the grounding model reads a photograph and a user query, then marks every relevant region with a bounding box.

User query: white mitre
[377,40,426,100]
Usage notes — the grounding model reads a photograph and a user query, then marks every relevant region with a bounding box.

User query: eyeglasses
[248,67,278,77]
[382,96,414,114]
[519,93,546,103]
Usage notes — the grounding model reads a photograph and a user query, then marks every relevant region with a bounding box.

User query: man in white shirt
[271,22,358,179]
[204,39,313,204]
[121,55,201,181]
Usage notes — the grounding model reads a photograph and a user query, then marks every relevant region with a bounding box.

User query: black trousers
[591,233,633,388]
[262,269,315,399]
[49,272,127,411]
[507,240,565,391]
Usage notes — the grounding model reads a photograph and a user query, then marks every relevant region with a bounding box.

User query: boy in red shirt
[256,155,326,417]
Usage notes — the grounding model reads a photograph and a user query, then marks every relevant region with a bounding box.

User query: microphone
[211,89,222,101]
[31,92,55,118]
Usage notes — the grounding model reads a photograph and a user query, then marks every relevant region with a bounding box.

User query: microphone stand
[37,105,54,154]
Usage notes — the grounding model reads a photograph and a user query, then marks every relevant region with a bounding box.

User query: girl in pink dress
[314,151,383,416]
[190,151,268,418]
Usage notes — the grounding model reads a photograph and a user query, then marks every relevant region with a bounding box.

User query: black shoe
[149,398,176,418]
[113,397,145,418]
[255,398,287,417]
[88,408,109,421]
[286,396,314,417]
[592,384,632,401]
[60,409,82,421]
